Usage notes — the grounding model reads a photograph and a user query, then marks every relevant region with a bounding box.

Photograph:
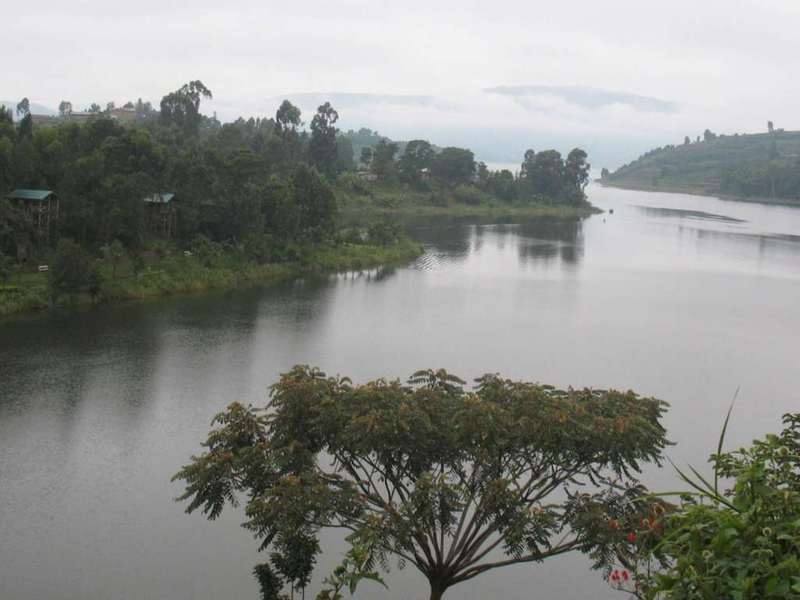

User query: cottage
[5,189,59,240]
[143,193,178,238]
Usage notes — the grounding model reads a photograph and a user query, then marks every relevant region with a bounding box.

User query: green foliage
[0,250,13,284]
[174,367,668,600]
[399,139,435,184]
[431,147,475,185]
[159,80,212,135]
[253,563,285,600]
[371,139,399,181]
[641,413,800,600]
[608,129,800,200]
[49,238,99,300]
[519,148,590,205]
[291,164,337,241]
[452,184,489,205]
[309,102,340,176]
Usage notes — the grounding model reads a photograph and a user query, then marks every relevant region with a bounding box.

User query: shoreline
[0,237,424,320]
[0,201,598,321]
[598,180,800,207]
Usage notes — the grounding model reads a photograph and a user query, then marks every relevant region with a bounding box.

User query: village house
[5,189,59,241]
[143,193,178,239]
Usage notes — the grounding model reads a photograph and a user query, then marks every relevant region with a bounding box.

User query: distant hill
[603,129,800,202]
[1,100,57,119]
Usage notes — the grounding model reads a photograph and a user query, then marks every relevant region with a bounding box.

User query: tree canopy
[174,366,669,600]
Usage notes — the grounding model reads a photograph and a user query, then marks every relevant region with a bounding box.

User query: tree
[521,149,565,199]
[174,367,669,600]
[768,120,775,134]
[703,129,717,142]
[106,102,116,112]
[49,238,99,301]
[371,139,398,180]
[399,140,435,184]
[563,148,590,204]
[276,100,302,135]
[359,147,373,169]
[291,165,337,241]
[600,167,610,179]
[336,135,355,173]
[58,101,73,117]
[16,97,30,119]
[275,100,303,165]
[89,103,102,113]
[0,250,13,284]
[101,239,126,280]
[683,136,690,145]
[309,102,340,176]
[160,80,213,134]
[431,147,475,185]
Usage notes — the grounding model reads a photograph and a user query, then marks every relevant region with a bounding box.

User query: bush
[49,238,101,301]
[366,222,401,246]
[453,184,489,205]
[630,413,800,599]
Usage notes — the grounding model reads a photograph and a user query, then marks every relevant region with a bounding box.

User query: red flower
[622,570,629,581]
[609,519,620,530]
[627,532,637,543]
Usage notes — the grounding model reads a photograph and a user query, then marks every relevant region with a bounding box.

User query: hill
[0,100,56,119]
[602,129,800,203]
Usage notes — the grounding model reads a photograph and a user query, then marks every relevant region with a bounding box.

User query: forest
[0,81,593,314]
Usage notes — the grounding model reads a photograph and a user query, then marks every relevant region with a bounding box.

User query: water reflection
[410,217,586,272]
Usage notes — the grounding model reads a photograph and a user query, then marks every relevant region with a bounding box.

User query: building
[5,189,59,240]
[108,107,138,123]
[143,193,178,239]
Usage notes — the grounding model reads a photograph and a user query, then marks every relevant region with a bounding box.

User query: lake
[2,184,799,600]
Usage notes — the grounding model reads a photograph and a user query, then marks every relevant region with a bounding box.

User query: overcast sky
[4,0,799,167]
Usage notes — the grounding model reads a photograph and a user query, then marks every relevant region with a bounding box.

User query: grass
[0,236,424,318]
[334,182,600,224]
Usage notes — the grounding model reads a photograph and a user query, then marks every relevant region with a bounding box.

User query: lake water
[2,185,800,600]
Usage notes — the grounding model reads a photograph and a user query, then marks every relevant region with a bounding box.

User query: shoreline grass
[0,237,424,319]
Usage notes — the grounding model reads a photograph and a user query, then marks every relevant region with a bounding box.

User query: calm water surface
[2,185,800,599]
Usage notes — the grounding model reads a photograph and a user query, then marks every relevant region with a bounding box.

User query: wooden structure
[5,189,59,241]
[143,193,178,239]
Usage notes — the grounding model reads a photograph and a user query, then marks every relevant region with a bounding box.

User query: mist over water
[2,185,800,600]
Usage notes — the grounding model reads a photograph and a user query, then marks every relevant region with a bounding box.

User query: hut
[143,193,178,238]
[5,189,59,240]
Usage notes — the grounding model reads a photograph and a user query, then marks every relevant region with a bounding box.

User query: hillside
[603,129,800,202]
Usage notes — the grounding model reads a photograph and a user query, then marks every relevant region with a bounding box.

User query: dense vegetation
[606,412,800,600]
[603,124,800,202]
[175,366,669,600]
[0,82,593,315]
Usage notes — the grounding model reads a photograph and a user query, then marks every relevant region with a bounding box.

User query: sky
[4,0,799,168]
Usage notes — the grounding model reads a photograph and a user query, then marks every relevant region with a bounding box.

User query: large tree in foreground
[174,367,669,600]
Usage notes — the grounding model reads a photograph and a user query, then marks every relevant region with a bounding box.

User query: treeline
[0,80,591,265]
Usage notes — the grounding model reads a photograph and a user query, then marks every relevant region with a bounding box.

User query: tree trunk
[429,583,447,600]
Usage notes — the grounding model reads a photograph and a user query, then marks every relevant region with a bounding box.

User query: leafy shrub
[453,184,489,205]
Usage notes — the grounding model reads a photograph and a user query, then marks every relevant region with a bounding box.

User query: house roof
[143,193,176,204]
[6,189,55,201]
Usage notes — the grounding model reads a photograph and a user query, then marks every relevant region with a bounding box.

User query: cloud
[484,85,678,114]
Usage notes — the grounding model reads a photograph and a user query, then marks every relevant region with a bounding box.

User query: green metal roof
[143,193,176,204]
[6,189,55,201]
